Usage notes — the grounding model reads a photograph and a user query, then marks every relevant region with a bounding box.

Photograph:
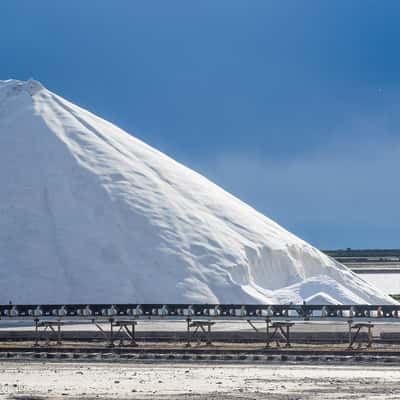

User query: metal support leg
[185,318,191,347]
[34,318,39,347]
[194,326,200,344]
[118,326,124,346]
[273,327,280,347]
[348,320,352,349]
[45,326,50,346]
[348,327,360,349]
[109,319,114,347]
[265,319,270,349]
[93,320,109,344]
[206,323,212,345]
[57,322,62,345]
[131,322,137,346]
[285,324,291,348]
[367,325,373,348]
[279,327,286,347]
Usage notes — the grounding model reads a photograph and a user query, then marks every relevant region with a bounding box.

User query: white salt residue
[1,362,400,399]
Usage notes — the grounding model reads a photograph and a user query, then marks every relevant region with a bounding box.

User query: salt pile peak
[0,79,394,305]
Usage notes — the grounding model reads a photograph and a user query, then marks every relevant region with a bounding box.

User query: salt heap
[0,79,394,305]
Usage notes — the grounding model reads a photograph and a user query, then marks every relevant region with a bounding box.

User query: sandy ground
[1,362,400,399]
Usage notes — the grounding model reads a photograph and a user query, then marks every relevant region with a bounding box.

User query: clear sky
[1,1,400,249]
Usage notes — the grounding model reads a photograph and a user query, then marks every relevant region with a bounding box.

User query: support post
[348,319,352,348]
[45,326,50,346]
[34,318,39,347]
[265,319,270,349]
[109,318,114,347]
[185,318,191,347]
[131,321,137,346]
[57,322,62,345]
[367,325,372,348]
[348,326,360,349]
[285,324,291,348]
[206,322,212,345]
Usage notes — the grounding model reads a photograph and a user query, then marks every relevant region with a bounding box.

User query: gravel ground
[1,361,400,399]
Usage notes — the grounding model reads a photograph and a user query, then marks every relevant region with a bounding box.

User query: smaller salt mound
[305,292,342,305]
[274,275,366,305]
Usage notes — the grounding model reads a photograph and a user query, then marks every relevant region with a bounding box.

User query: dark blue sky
[2,1,400,249]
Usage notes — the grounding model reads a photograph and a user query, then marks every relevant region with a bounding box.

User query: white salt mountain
[0,79,394,305]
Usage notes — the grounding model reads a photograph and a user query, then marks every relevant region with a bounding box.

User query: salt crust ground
[1,362,400,399]
[0,79,395,305]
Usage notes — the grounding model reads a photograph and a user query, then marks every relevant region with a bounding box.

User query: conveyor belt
[1,303,400,320]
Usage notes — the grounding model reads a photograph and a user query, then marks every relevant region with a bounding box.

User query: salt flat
[0,361,400,399]
[363,273,400,295]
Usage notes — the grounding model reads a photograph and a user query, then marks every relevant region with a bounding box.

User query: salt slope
[0,79,394,305]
